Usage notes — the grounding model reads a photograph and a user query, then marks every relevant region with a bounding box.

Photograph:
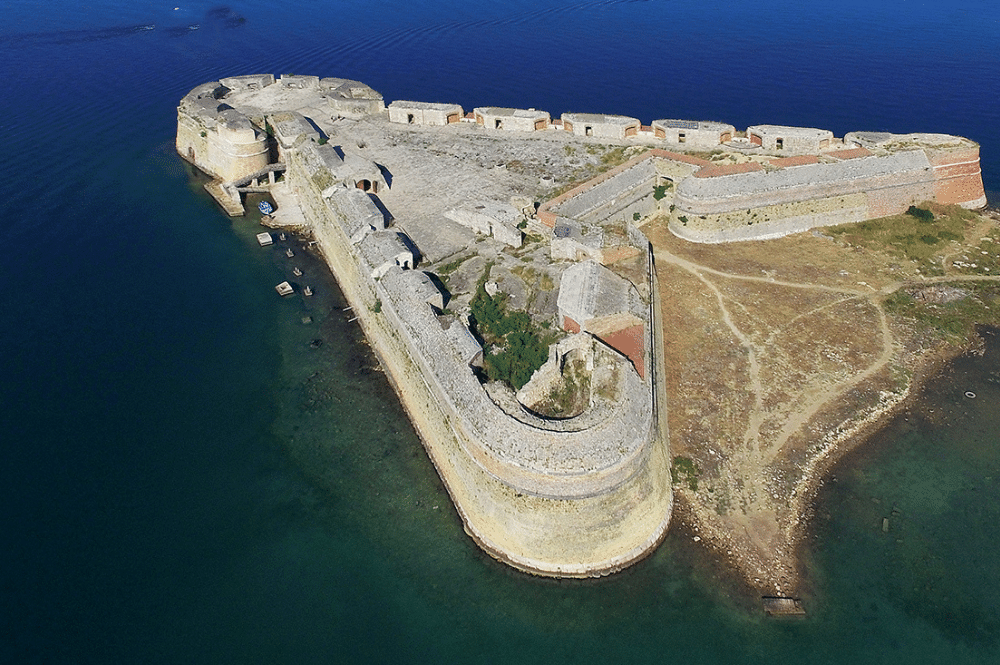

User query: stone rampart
[670,151,939,243]
[207,91,672,575]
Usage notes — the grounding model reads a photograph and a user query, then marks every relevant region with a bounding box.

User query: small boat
[303,286,313,296]
[258,201,274,215]
[275,281,294,296]
[279,233,286,241]
[255,232,273,246]
[292,267,303,276]
[285,248,294,258]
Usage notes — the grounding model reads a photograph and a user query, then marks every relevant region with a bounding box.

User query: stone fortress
[177,74,985,577]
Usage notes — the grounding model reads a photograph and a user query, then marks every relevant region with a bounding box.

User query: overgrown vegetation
[671,456,700,491]
[653,182,673,200]
[469,265,551,390]
[826,203,976,274]
[549,145,638,198]
[884,283,1000,343]
[534,359,590,418]
[434,254,470,278]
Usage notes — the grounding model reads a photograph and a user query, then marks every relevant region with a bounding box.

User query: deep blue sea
[2,1,1000,662]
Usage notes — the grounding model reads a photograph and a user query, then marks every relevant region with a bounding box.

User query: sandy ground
[257,111,1000,590]
[643,210,1000,594]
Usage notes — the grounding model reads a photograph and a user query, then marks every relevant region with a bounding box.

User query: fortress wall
[863,175,936,218]
[560,160,659,226]
[669,198,869,243]
[927,146,988,208]
[539,150,696,227]
[381,281,655,500]
[176,111,211,171]
[670,153,941,242]
[205,130,269,182]
[286,144,656,500]
[282,147,671,576]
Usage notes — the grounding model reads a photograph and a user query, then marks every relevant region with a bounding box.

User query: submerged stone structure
[177,73,986,577]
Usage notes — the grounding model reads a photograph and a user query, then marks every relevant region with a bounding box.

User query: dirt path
[640,215,1000,593]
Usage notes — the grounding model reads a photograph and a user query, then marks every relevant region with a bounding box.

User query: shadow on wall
[377,163,393,189]
[368,194,394,227]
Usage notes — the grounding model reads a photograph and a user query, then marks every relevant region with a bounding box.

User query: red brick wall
[928,147,986,206]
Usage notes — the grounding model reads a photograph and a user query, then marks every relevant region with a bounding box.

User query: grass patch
[826,203,977,274]
[671,456,700,491]
[434,254,471,277]
[884,282,1000,343]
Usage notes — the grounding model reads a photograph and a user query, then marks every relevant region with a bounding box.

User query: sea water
[2,0,999,662]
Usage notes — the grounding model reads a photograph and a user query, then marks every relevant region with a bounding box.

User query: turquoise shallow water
[2,0,1000,662]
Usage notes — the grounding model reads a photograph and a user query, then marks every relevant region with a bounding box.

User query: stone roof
[310,142,345,171]
[270,111,319,148]
[748,124,833,139]
[846,131,969,150]
[358,230,412,274]
[475,107,549,119]
[320,77,383,100]
[389,100,462,111]
[278,74,320,89]
[219,74,274,91]
[325,187,381,243]
[439,316,483,366]
[557,260,634,326]
[382,268,444,310]
[563,113,639,126]
[653,119,733,132]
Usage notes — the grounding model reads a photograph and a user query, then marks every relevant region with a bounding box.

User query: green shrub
[907,205,934,223]
[470,277,549,390]
[671,456,700,491]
